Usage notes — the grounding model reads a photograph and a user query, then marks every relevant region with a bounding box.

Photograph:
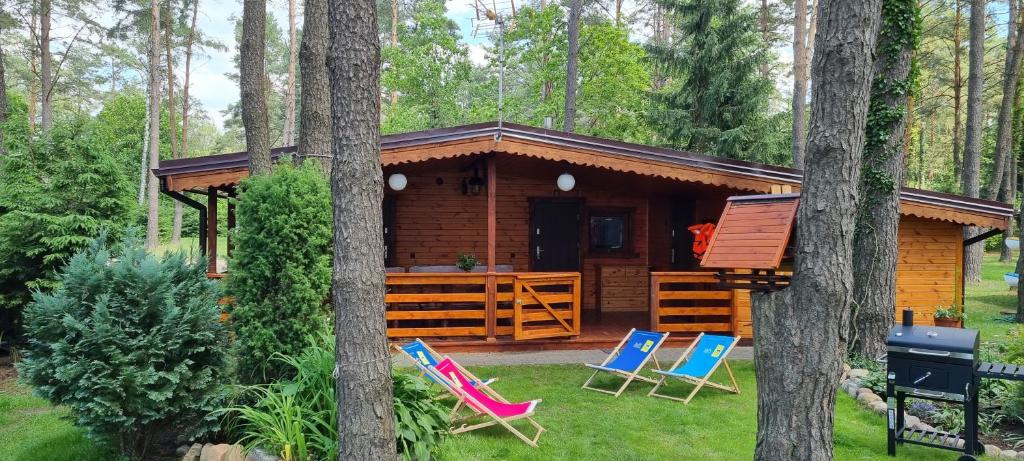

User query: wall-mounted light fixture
[557,173,576,192]
[388,173,408,191]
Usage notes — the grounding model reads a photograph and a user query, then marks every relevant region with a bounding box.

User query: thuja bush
[227,162,332,383]
[16,233,229,460]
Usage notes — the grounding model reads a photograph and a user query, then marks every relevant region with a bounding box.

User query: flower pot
[934,318,962,328]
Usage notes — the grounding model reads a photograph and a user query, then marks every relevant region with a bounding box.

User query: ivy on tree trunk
[851,0,919,359]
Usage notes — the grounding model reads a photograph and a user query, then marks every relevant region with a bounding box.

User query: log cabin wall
[730,215,963,339]
[896,216,963,325]
[387,167,652,313]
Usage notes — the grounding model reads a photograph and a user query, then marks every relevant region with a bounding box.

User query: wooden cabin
[153,122,1013,348]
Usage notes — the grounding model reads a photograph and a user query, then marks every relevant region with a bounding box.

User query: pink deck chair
[433,357,545,447]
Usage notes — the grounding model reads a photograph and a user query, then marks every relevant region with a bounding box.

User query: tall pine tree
[647,0,774,160]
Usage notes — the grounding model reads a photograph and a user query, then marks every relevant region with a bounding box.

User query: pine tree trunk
[953,0,964,187]
[145,0,162,249]
[759,0,771,79]
[791,0,809,170]
[39,0,52,131]
[389,0,398,104]
[564,0,581,133]
[1016,205,1024,322]
[181,0,198,162]
[299,0,332,173]
[986,0,1023,201]
[166,9,183,244]
[851,0,916,359]
[0,37,7,158]
[326,0,395,455]
[283,0,298,146]
[752,1,882,459]
[241,0,273,175]
[963,0,987,283]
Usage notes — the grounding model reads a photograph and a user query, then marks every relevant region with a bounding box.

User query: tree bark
[953,0,964,188]
[166,8,183,245]
[389,0,398,104]
[759,0,771,79]
[39,0,52,131]
[0,37,7,157]
[985,0,1023,201]
[145,0,162,249]
[963,0,986,283]
[241,0,273,175]
[326,0,396,455]
[752,0,882,459]
[791,0,809,170]
[299,0,332,173]
[564,0,581,133]
[181,0,198,162]
[283,0,298,146]
[1002,86,1022,262]
[851,0,917,359]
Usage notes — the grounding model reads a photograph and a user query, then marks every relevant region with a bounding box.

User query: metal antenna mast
[470,0,516,141]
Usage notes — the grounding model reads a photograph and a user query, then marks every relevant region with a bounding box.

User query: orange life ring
[688,222,716,259]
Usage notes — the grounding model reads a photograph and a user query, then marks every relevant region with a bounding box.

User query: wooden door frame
[527,197,584,272]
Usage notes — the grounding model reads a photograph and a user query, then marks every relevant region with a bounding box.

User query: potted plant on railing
[456,253,479,272]
[933,306,965,328]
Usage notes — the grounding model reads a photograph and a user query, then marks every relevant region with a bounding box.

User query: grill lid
[886,325,979,355]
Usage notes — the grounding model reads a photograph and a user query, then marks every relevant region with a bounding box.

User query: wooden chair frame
[581,328,669,397]
[390,339,497,385]
[434,356,545,447]
[647,333,741,404]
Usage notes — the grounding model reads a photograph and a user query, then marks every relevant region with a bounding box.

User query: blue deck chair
[648,333,740,404]
[581,328,669,397]
[393,338,496,387]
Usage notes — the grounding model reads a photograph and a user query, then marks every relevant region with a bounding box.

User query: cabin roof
[153,121,1013,229]
[700,194,800,270]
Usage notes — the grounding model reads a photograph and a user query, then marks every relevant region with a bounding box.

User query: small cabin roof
[153,121,1013,230]
[700,194,799,270]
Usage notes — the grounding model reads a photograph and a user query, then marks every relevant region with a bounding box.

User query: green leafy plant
[16,233,229,460]
[393,372,450,459]
[227,161,333,384]
[933,305,965,320]
[223,335,449,461]
[456,253,479,272]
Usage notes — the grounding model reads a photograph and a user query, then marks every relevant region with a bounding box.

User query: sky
[189,0,493,129]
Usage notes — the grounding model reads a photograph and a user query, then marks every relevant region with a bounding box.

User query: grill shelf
[898,426,962,450]
[976,362,1024,381]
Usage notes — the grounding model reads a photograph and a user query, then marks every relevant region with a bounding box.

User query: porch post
[485,155,497,341]
[207,187,218,274]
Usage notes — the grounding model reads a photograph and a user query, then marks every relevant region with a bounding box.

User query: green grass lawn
[966,252,1020,345]
[0,382,112,461]
[2,252,1020,460]
[433,362,940,460]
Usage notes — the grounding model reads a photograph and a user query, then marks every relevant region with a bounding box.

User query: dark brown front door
[530,199,581,271]
[383,197,396,266]
[671,200,698,270]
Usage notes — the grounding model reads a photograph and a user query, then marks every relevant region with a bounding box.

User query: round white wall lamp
[388,173,408,191]
[556,173,576,192]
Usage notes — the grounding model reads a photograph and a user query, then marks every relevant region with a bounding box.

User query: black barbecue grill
[885,309,1024,460]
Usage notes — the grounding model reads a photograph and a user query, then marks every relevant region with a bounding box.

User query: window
[588,209,633,255]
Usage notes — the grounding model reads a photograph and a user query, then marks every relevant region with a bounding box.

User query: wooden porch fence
[649,272,742,336]
[385,272,581,341]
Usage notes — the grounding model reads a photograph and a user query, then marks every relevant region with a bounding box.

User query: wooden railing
[650,272,736,335]
[385,272,581,341]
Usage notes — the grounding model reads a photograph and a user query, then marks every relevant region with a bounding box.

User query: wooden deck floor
[424,311,700,352]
